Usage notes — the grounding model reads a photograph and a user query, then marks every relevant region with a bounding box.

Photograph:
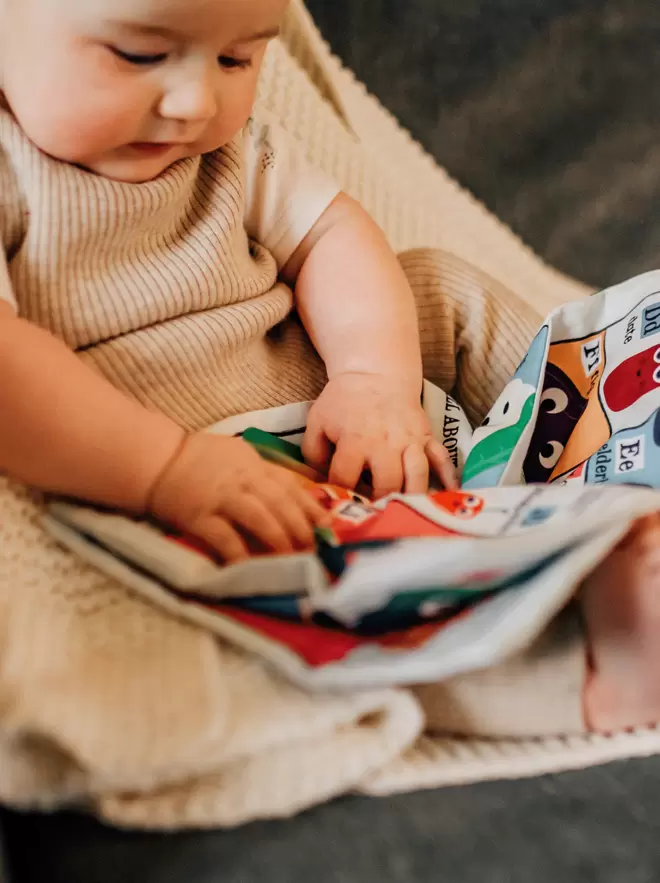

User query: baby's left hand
[302,372,457,498]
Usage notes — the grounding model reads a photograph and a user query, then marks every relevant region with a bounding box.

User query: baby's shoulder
[0,100,31,246]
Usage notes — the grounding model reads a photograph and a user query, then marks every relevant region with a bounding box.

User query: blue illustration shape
[642,301,660,339]
[227,595,304,620]
[584,409,660,489]
[463,463,509,490]
[515,325,550,388]
[521,506,557,528]
[462,325,549,489]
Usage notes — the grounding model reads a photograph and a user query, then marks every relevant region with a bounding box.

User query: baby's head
[0,0,287,182]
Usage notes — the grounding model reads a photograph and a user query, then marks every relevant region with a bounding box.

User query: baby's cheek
[57,105,134,157]
[31,110,111,163]
[9,95,80,161]
[8,73,138,162]
[205,79,260,149]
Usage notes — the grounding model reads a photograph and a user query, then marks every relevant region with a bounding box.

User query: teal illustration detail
[462,326,549,489]
[462,393,536,487]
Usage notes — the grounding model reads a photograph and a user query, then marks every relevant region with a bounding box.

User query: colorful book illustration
[42,272,660,690]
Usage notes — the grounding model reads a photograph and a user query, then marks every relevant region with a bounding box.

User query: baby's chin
[81,163,178,184]
[15,121,181,184]
[74,148,192,184]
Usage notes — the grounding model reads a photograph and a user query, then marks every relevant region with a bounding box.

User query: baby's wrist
[330,368,423,398]
[142,428,191,518]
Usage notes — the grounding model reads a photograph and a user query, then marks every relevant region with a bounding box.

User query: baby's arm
[282,194,454,495]
[282,193,423,396]
[0,302,325,558]
[0,302,183,511]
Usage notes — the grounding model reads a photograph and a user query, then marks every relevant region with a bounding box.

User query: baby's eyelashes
[218,56,253,71]
[108,46,169,66]
[107,45,255,72]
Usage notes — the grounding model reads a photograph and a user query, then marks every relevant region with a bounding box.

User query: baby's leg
[417,521,660,739]
[399,249,541,425]
[582,514,660,732]
[400,249,660,733]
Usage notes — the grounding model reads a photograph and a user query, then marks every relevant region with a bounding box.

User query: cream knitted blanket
[2,2,660,831]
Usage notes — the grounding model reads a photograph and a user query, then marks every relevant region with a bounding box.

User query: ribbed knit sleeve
[0,138,27,311]
[243,112,340,268]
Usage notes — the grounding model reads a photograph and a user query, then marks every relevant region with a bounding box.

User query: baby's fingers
[192,518,250,563]
[426,438,458,489]
[369,446,405,498]
[277,494,320,550]
[328,439,368,490]
[297,484,333,528]
[260,470,328,549]
[302,423,333,474]
[402,443,430,494]
[229,494,295,554]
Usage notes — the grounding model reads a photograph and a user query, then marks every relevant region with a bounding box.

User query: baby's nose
[159,75,217,124]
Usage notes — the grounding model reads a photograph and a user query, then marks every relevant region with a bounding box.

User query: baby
[0,0,659,735]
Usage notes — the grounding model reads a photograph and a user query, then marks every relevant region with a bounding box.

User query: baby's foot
[583,514,660,732]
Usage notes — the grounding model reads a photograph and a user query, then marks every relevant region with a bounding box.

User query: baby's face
[1,0,286,182]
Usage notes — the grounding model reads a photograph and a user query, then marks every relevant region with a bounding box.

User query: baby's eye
[218,56,253,71]
[110,47,169,66]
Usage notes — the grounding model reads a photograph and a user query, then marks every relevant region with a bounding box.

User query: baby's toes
[582,520,660,731]
[622,516,660,573]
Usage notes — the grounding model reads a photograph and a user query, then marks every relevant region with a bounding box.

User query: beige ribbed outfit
[1,2,654,831]
[0,103,536,429]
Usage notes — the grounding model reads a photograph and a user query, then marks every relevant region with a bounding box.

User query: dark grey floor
[307,0,660,290]
[4,756,660,883]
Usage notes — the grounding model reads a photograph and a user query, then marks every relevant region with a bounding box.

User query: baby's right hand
[148,433,329,562]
